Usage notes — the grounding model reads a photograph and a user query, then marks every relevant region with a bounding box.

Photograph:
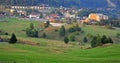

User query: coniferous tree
[101,35,107,44]
[91,36,97,48]
[83,37,88,43]
[69,34,76,42]
[108,37,114,43]
[9,33,17,44]
[59,26,66,36]
[64,37,69,44]
[42,32,47,38]
[30,23,34,29]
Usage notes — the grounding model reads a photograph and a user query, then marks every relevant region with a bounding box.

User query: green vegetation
[64,36,69,44]
[0,18,120,63]
[0,43,120,63]
[59,26,66,36]
[9,33,17,44]
[25,23,39,37]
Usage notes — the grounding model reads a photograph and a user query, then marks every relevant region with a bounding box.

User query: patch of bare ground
[0,47,28,52]
[18,39,40,46]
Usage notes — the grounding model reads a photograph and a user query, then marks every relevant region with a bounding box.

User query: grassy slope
[0,18,120,63]
[0,18,41,37]
[0,43,120,63]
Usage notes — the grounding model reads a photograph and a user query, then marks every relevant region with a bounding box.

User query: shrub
[101,35,107,44]
[26,23,39,37]
[116,33,120,38]
[69,34,76,42]
[44,21,50,28]
[91,36,97,48]
[64,37,69,44]
[83,37,88,43]
[9,33,17,44]
[107,37,113,43]
[42,32,47,38]
[91,35,114,48]
[68,24,81,33]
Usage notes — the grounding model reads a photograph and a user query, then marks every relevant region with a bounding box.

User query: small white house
[28,14,39,19]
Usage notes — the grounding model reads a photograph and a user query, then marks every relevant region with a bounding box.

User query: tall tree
[30,23,34,29]
[83,37,88,43]
[59,26,66,36]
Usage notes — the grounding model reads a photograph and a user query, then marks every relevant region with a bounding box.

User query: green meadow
[0,18,120,63]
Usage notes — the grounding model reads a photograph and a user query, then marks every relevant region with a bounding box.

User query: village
[0,0,120,62]
[0,4,110,26]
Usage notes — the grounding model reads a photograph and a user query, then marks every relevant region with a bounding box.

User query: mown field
[0,18,120,63]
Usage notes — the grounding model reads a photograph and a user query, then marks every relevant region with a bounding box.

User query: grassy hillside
[0,18,41,37]
[0,18,120,63]
[0,43,120,63]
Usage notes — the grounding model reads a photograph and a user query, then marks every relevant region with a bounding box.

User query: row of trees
[25,23,39,37]
[58,24,82,44]
[91,35,113,48]
[59,24,82,37]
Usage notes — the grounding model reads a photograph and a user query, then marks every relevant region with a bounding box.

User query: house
[28,13,40,19]
[46,14,61,22]
[88,13,108,21]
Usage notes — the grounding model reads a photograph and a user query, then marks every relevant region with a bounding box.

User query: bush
[101,35,107,44]
[91,35,114,48]
[9,33,17,44]
[42,32,47,38]
[64,37,69,44]
[83,37,88,43]
[68,24,81,33]
[26,23,39,37]
[91,36,97,48]
[116,33,120,38]
[69,34,76,42]
[107,37,113,44]
[44,21,50,28]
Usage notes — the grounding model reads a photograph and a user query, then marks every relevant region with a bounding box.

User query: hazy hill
[0,0,120,8]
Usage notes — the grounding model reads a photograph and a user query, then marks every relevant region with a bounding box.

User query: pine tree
[108,37,114,43]
[69,34,76,42]
[64,37,69,44]
[9,33,17,44]
[42,32,47,38]
[59,26,66,36]
[83,37,88,43]
[30,23,34,30]
[101,35,107,44]
[91,36,97,48]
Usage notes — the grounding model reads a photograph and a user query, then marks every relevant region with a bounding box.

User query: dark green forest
[0,0,120,8]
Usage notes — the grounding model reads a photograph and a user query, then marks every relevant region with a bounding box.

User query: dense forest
[0,0,120,8]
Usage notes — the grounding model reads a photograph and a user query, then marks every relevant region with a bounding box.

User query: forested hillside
[0,0,120,8]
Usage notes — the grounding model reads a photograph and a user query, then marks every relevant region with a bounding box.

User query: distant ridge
[0,0,120,8]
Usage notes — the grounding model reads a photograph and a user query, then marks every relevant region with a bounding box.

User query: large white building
[88,13,108,21]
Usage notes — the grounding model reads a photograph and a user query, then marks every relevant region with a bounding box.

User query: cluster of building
[0,5,109,24]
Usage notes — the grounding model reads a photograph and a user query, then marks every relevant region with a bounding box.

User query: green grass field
[0,18,120,63]
[0,43,120,63]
